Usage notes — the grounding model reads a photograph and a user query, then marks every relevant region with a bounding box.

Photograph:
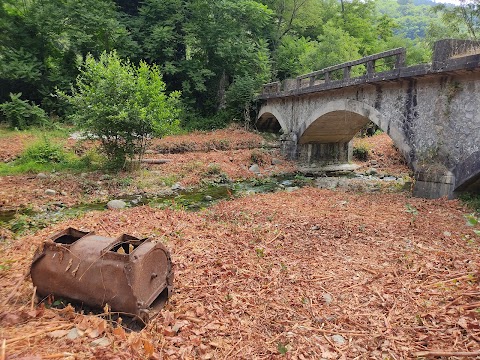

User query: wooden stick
[31,286,37,310]
[414,350,480,357]
[1,339,6,360]
[5,324,70,345]
[1,272,29,306]
[43,354,75,359]
[460,302,480,310]
[141,159,172,164]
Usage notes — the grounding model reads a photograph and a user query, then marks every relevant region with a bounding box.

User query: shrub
[250,149,267,165]
[353,143,370,161]
[62,51,181,170]
[0,93,47,129]
[20,138,66,164]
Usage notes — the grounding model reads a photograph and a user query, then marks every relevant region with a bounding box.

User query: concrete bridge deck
[257,39,480,199]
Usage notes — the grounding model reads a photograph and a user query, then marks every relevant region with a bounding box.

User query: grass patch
[0,137,102,175]
[353,141,371,161]
[0,124,72,140]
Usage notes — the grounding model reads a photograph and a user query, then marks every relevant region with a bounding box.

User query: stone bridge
[257,39,480,199]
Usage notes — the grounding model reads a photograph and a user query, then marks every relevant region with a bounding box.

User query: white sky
[433,0,471,4]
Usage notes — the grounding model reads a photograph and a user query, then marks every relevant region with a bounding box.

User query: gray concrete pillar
[280,132,298,160]
[298,141,352,166]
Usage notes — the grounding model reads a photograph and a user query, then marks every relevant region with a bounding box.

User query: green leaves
[0,93,47,129]
[64,51,181,169]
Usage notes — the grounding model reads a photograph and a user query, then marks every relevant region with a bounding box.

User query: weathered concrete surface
[257,40,480,198]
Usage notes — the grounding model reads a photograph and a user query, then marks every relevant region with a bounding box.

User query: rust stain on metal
[30,228,174,322]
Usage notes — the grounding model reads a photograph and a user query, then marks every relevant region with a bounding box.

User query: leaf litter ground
[1,131,479,359]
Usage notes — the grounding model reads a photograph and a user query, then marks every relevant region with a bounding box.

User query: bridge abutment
[413,170,456,199]
[298,142,352,167]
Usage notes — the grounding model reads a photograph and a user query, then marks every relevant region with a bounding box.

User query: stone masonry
[257,40,480,199]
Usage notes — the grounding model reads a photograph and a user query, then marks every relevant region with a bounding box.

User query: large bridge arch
[257,104,288,133]
[298,99,412,166]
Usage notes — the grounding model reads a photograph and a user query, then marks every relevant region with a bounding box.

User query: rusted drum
[30,228,174,322]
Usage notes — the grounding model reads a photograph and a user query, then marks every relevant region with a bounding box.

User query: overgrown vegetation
[0,0,478,183]
[0,137,97,175]
[1,0,476,131]
[62,51,181,169]
[0,93,47,129]
[353,142,371,161]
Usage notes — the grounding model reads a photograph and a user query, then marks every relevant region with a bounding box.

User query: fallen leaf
[143,339,155,356]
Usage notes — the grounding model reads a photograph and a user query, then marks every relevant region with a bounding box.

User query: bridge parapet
[295,48,406,89]
[262,48,406,96]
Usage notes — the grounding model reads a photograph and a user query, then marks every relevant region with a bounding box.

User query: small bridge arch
[257,104,287,133]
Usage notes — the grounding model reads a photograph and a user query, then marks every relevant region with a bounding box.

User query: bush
[62,51,181,170]
[0,93,47,129]
[20,138,66,164]
[353,143,370,161]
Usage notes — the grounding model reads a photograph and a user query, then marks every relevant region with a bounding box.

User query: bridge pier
[299,142,352,167]
[413,170,456,199]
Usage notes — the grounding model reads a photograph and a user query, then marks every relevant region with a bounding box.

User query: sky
[434,0,471,4]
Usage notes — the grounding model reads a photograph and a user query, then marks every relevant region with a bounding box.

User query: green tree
[63,51,181,169]
[0,0,133,112]
[433,1,480,40]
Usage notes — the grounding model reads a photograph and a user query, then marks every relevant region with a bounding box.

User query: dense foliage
[0,0,475,130]
[63,51,181,168]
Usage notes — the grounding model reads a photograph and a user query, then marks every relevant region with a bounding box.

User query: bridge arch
[299,99,412,165]
[257,104,288,133]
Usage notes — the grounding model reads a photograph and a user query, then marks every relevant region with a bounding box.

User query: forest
[1,0,479,132]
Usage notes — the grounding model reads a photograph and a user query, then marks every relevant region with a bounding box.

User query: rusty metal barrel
[30,228,174,322]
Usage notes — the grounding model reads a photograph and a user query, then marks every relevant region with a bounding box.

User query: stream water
[0,171,410,236]
[0,174,314,234]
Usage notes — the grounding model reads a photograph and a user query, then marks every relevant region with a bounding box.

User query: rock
[171,183,184,191]
[204,195,213,201]
[331,334,346,345]
[45,189,57,196]
[60,191,68,196]
[383,176,397,182]
[66,327,82,340]
[286,186,299,192]
[36,173,48,179]
[249,164,261,174]
[311,225,320,231]
[370,160,378,166]
[366,168,378,175]
[271,158,283,165]
[107,199,127,210]
[281,180,293,187]
[145,149,156,154]
[443,231,452,237]
[322,293,333,304]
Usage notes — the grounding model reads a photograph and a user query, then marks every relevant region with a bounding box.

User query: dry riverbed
[1,129,479,359]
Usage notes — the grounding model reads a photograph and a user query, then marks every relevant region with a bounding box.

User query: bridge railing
[262,48,406,95]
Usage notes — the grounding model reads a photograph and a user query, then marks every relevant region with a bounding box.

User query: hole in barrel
[53,228,89,245]
[109,234,146,254]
